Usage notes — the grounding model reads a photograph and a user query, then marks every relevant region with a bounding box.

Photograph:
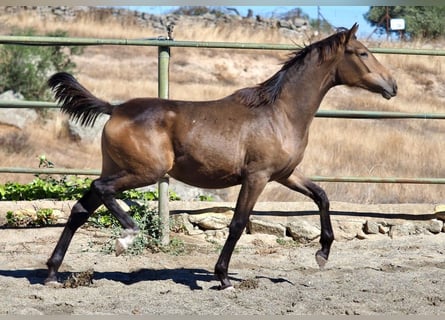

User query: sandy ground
[0,202,444,315]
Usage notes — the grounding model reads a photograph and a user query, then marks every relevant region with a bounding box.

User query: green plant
[0,27,84,102]
[364,6,445,40]
[167,237,186,256]
[6,208,57,227]
[0,175,93,201]
[276,237,300,247]
[198,194,214,201]
[87,202,188,255]
[93,202,162,255]
[170,6,231,17]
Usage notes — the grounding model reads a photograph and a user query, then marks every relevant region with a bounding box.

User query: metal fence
[1,35,444,243]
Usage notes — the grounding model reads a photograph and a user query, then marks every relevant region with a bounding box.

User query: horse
[45,24,397,290]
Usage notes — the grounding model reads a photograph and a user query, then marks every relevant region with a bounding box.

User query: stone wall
[1,200,444,244]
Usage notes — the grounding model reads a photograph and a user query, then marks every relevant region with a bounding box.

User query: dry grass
[0,10,444,204]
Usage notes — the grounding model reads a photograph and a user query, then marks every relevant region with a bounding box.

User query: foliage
[0,176,92,201]
[276,237,300,247]
[0,176,181,202]
[91,202,161,254]
[0,27,84,101]
[170,6,230,17]
[6,208,57,227]
[279,7,310,21]
[0,155,180,201]
[90,202,185,255]
[363,6,445,40]
[197,194,214,201]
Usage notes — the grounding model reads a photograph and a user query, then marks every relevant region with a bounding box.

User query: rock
[388,220,444,237]
[248,218,286,237]
[168,180,224,201]
[334,221,365,240]
[435,204,445,221]
[0,91,38,129]
[214,229,228,239]
[379,224,390,234]
[389,222,417,238]
[171,213,197,235]
[364,220,380,234]
[188,213,230,230]
[426,219,443,234]
[356,230,368,240]
[287,220,320,242]
[66,115,109,142]
[292,18,308,28]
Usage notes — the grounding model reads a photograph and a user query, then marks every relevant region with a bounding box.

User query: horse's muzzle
[382,78,397,100]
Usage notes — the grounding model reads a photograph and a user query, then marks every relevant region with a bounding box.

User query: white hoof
[115,229,139,256]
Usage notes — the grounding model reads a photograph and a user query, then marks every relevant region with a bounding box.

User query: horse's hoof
[115,238,127,256]
[315,252,328,269]
[115,229,138,256]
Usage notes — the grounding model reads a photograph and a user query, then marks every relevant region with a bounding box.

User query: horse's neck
[278,53,339,121]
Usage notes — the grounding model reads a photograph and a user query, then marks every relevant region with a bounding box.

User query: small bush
[170,6,229,17]
[0,176,182,202]
[0,176,93,201]
[0,27,84,102]
[6,208,57,227]
[93,202,162,255]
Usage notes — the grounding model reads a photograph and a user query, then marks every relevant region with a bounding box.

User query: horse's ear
[346,23,359,42]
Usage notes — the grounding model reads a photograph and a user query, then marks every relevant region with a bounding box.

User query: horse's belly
[168,158,242,189]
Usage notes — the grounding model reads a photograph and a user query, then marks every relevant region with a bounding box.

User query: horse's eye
[359,52,369,58]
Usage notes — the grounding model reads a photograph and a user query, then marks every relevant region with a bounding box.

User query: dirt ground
[0,202,444,315]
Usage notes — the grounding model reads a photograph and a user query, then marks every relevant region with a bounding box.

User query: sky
[124,6,378,39]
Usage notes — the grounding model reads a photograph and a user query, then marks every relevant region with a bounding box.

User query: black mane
[234,28,352,108]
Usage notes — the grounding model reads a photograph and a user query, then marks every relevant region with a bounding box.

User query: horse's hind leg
[46,189,102,284]
[278,171,333,268]
[90,173,152,255]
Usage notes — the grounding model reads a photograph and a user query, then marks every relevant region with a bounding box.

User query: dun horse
[46,24,396,289]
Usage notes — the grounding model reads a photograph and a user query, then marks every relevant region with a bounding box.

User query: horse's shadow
[0,268,247,290]
[0,267,222,290]
[0,267,295,290]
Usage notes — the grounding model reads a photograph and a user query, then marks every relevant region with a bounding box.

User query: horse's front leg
[278,171,334,268]
[214,174,268,290]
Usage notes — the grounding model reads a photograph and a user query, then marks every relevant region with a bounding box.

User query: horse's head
[335,23,397,100]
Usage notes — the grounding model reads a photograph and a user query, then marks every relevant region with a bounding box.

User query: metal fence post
[158,45,170,246]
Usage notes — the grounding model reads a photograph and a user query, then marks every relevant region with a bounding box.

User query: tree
[0,28,83,101]
[364,6,445,40]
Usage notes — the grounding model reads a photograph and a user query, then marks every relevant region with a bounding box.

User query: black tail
[48,72,114,127]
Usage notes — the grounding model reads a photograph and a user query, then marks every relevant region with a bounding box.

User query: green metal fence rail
[2,100,445,120]
[1,35,445,56]
[0,167,444,186]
